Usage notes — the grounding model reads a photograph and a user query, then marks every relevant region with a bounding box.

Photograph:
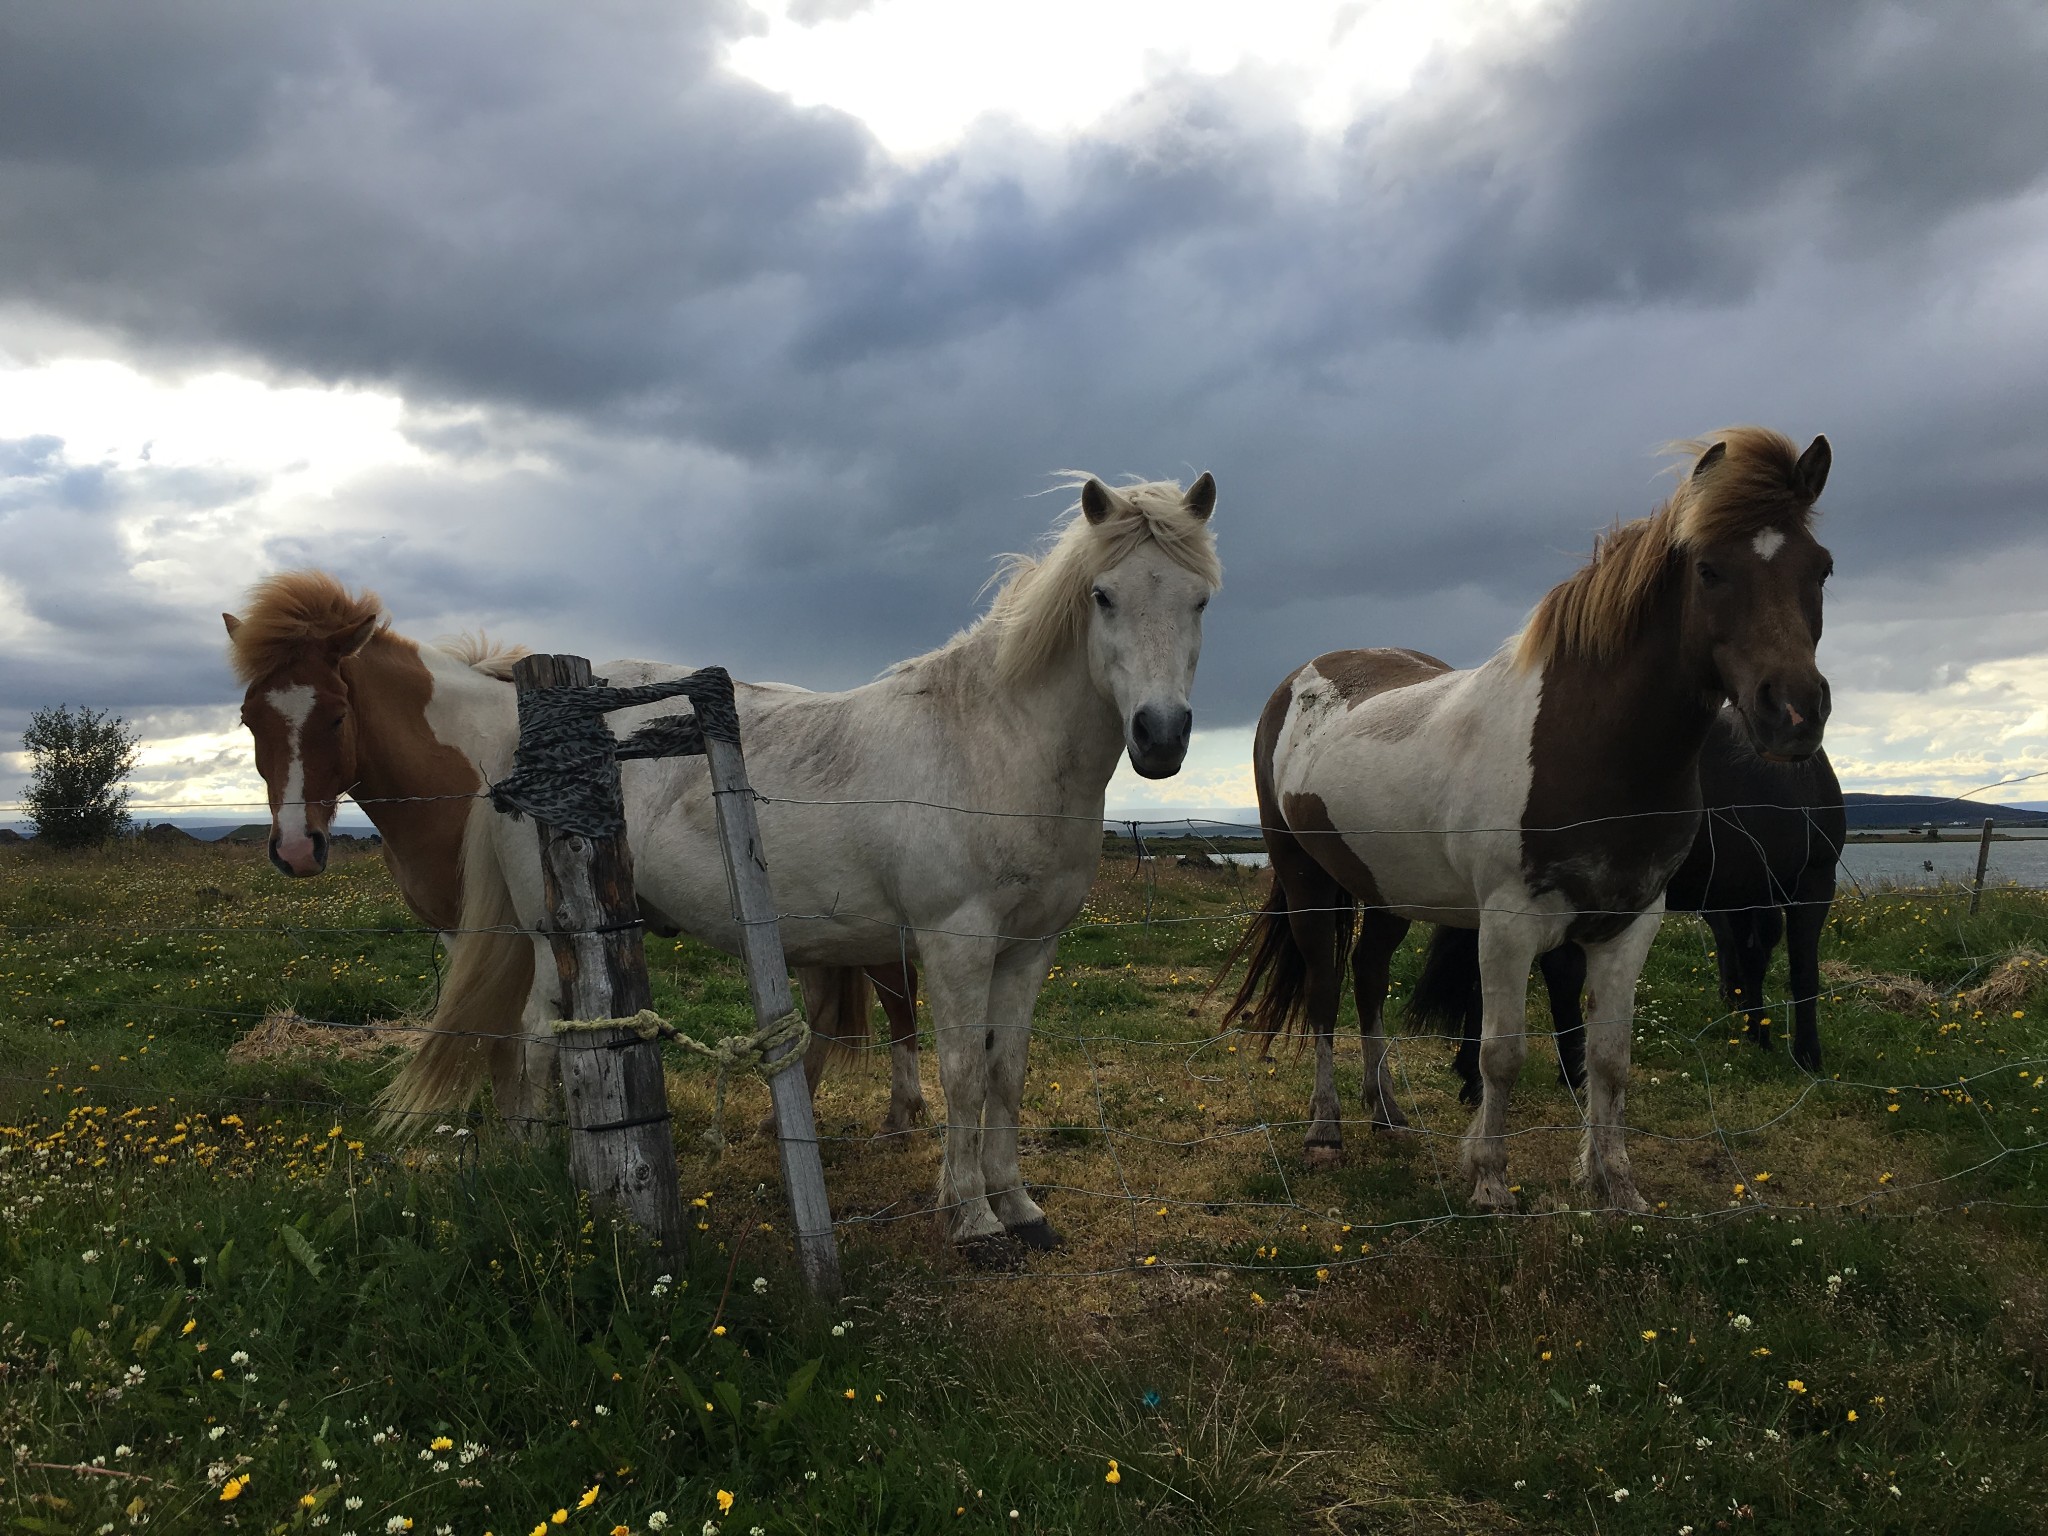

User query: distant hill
[1842,793,2048,830]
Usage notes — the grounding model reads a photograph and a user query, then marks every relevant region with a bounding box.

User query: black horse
[1429,708,1845,1093]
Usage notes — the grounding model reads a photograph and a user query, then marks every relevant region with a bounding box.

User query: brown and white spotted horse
[225,570,927,1133]
[1222,429,1832,1212]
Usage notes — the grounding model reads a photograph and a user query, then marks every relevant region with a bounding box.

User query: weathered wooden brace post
[513,653,687,1260]
[1970,816,1996,916]
[698,686,843,1301]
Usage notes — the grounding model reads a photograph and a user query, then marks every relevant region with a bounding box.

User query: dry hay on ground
[227,1010,417,1066]
[1823,943,2046,1016]
[1957,945,2047,1012]
[1821,961,1940,1013]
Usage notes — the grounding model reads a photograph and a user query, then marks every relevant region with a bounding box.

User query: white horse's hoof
[1304,1143,1343,1171]
[1471,1178,1517,1212]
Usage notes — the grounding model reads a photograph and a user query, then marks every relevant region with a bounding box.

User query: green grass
[3,844,2046,1533]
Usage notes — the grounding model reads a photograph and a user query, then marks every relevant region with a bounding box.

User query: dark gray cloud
[1,0,2046,795]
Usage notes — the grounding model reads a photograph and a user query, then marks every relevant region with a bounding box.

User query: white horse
[388,473,1222,1249]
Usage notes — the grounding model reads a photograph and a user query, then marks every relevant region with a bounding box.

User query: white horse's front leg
[916,929,1004,1245]
[1575,908,1661,1214]
[1463,914,1545,1211]
[979,936,1060,1247]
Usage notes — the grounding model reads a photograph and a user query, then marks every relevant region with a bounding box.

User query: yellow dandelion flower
[580,1486,601,1511]
[1752,1347,1771,1357]
[712,1325,727,1337]
[1105,1459,1121,1485]
[210,1367,224,1380]
[1143,1255,1157,1266]
[431,1436,454,1452]
[220,1475,249,1502]
[1540,1351,1552,1362]
[531,1524,549,1536]
[328,1124,343,1138]
[1847,1409,1859,1422]
[552,1510,568,1526]
[181,1318,197,1336]
[844,1388,856,1400]
[301,1494,318,1510]
[1315,1268,1329,1283]
[716,1490,735,1514]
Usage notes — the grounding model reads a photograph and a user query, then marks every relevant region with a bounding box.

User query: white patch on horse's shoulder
[1751,528,1786,562]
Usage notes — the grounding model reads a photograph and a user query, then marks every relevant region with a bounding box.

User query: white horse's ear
[334,617,380,657]
[222,612,242,638]
[1182,471,1216,521]
[1794,435,1830,502]
[1080,479,1115,525]
[1692,441,1727,479]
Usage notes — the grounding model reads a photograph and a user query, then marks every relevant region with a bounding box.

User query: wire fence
[6,797,2045,1281]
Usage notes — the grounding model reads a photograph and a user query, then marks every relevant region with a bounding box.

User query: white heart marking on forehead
[1751,528,1786,562]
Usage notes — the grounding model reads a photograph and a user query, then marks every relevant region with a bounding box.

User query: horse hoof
[1304,1144,1343,1171]
[1470,1181,1517,1213]
[1372,1120,1417,1140]
[1006,1217,1065,1252]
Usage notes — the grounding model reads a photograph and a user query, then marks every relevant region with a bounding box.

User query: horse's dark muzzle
[1747,676,1830,761]
[1128,703,1192,779]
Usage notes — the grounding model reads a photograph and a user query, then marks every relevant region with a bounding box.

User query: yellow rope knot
[673,1009,809,1150]
[553,1007,809,1151]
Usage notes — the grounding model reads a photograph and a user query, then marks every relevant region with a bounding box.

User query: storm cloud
[2,0,2046,807]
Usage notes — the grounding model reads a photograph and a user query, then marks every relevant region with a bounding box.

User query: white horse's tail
[797,967,874,1065]
[377,801,533,1134]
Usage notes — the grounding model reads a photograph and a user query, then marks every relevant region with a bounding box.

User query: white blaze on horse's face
[226,611,376,878]
[1079,474,1217,779]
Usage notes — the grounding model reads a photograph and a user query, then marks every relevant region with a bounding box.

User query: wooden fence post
[514,654,687,1260]
[697,682,844,1300]
[1970,816,1995,916]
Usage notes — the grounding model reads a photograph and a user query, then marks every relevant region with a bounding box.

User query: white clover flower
[1585,1383,1603,1397]
[751,1276,768,1295]
[594,1405,610,1418]
[1731,1314,1753,1332]
[1764,1428,1782,1443]
[114,1444,132,1458]
[803,1471,817,1482]
[81,1249,101,1264]
[1512,1480,1527,1490]
[346,1496,364,1511]
[1695,1436,1713,1450]
[230,1350,251,1367]
[702,1522,719,1536]
[385,1518,410,1534]
[647,1514,669,1532]
[209,1427,228,1442]
[1610,1488,1629,1503]
[830,1324,845,1338]
[1790,1236,1803,1247]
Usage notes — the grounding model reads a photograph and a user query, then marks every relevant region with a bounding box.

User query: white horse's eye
[1195,596,1209,613]
[1092,587,1113,611]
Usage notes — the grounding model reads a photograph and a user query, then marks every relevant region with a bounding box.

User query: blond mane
[228,570,388,684]
[957,476,1223,683]
[1515,428,1821,670]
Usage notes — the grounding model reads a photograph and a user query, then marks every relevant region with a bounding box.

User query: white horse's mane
[899,476,1222,686]
[435,632,530,680]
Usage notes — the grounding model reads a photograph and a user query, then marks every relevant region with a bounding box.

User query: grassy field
[2,840,2045,1535]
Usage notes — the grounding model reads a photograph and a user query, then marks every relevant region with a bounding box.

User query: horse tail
[797,967,873,1068]
[1214,877,1313,1048]
[377,800,532,1134]
[1408,925,1484,1104]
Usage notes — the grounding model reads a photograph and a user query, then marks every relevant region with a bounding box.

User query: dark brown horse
[1220,429,1833,1211]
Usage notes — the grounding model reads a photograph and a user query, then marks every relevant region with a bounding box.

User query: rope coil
[552,1006,809,1149]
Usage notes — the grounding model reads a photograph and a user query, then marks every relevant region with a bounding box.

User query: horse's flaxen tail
[1213,877,1313,1049]
[1408,925,1485,1104]
[376,801,533,1134]
[796,967,874,1066]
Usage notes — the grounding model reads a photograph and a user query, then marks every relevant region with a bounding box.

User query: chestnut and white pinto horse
[224,572,519,925]
[1225,430,1831,1212]
[225,572,925,1126]
[394,473,1223,1249]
